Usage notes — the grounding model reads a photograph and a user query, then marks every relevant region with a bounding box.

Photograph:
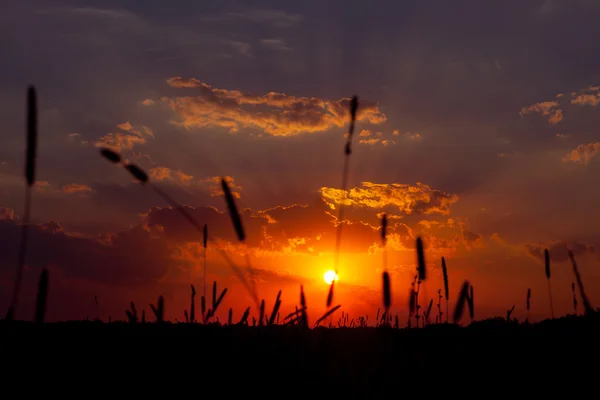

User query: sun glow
[323,270,339,285]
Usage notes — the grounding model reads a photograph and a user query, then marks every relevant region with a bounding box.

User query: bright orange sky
[1,1,600,324]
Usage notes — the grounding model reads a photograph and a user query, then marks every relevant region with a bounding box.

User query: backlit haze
[1,0,600,323]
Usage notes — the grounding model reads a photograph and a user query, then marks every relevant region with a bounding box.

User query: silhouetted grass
[545,248,554,319]
[6,86,38,321]
[328,95,359,308]
[568,250,593,315]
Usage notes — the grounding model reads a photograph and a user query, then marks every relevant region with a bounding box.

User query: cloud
[34,181,93,196]
[0,208,172,286]
[525,240,597,263]
[260,38,292,51]
[519,101,563,125]
[216,9,303,27]
[95,121,154,151]
[562,141,600,164]
[62,183,93,194]
[571,93,600,107]
[570,85,600,107]
[319,182,458,215]
[149,167,194,185]
[152,77,386,136]
[147,169,243,199]
[520,84,600,125]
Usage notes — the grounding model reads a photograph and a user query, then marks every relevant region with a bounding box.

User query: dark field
[2,314,599,388]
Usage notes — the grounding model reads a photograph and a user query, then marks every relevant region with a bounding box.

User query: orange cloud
[571,93,600,107]
[359,138,379,145]
[520,84,600,124]
[561,141,600,164]
[200,176,242,199]
[34,182,93,196]
[519,101,563,124]
[147,168,243,199]
[149,167,194,185]
[95,121,154,150]
[152,77,386,136]
[62,183,93,194]
[319,182,458,215]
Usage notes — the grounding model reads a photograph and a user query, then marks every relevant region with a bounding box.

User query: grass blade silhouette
[382,272,391,311]
[221,178,245,242]
[220,178,260,309]
[442,257,449,323]
[568,250,593,315]
[315,305,342,327]
[101,148,121,163]
[544,249,554,318]
[300,285,308,327]
[572,282,578,315]
[526,288,531,322]
[34,269,48,324]
[268,291,282,326]
[467,285,474,321]
[329,96,359,307]
[453,281,470,324]
[6,86,38,321]
[416,237,426,281]
[150,296,164,323]
[190,284,196,323]
[99,150,259,310]
[203,224,208,298]
[380,213,391,313]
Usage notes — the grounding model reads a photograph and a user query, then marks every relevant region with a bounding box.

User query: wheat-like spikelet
[380,213,391,314]
[328,96,359,308]
[442,257,449,323]
[452,280,470,324]
[99,150,259,312]
[6,86,38,321]
[568,250,593,315]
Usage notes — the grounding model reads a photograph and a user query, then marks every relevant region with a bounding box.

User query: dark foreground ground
[1,315,598,394]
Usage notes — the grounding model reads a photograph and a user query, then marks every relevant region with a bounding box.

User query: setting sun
[323,270,339,285]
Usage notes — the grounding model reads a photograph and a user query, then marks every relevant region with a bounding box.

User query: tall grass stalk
[6,86,37,321]
[381,213,390,320]
[544,249,554,318]
[203,224,208,298]
[568,250,593,315]
[442,257,449,323]
[526,288,531,323]
[328,96,359,308]
[99,150,259,310]
[453,281,470,324]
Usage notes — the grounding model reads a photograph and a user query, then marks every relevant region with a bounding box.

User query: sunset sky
[1,0,600,324]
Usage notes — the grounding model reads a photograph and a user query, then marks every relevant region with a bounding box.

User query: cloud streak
[319,182,459,216]
[150,77,386,136]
